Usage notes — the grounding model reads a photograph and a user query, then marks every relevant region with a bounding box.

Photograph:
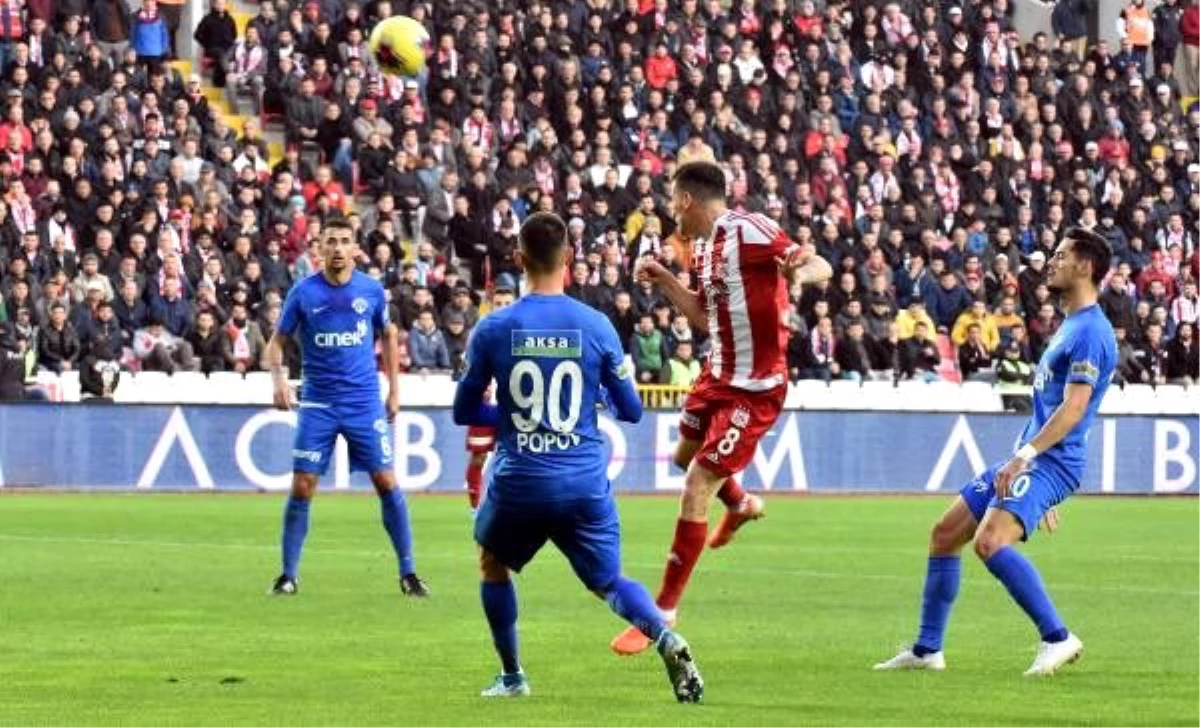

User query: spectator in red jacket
[1097,124,1131,166]
[644,42,677,90]
[1137,251,1179,300]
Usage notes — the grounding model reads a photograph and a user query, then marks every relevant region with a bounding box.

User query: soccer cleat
[269,574,298,596]
[400,574,430,597]
[611,610,676,655]
[1023,633,1083,677]
[480,672,530,698]
[655,630,703,703]
[873,648,946,671]
[707,494,765,549]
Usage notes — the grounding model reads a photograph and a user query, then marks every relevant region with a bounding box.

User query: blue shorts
[959,460,1076,540]
[474,492,621,591]
[292,401,393,475]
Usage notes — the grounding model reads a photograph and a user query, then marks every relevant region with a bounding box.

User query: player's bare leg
[975,508,1082,676]
[371,471,428,597]
[708,470,765,548]
[611,455,725,655]
[465,451,487,510]
[479,548,529,697]
[271,472,319,595]
[874,497,977,670]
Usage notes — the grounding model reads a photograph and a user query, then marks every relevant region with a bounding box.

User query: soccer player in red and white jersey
[612,161,832,654]
[462,286,517,510]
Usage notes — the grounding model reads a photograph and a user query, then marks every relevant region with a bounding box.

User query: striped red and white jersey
[692,210,797,391]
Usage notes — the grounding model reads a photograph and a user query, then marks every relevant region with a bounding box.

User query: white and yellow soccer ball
[368,15,430,79]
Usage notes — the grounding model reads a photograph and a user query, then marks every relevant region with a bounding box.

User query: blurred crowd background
[0,0,1195,402]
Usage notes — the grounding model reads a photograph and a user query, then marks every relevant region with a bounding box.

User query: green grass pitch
[0,493,1195,726]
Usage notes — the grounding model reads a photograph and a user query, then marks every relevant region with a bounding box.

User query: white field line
[0,533,1195,598]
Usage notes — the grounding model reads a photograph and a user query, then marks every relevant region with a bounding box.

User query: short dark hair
[518,212,568,274]
[323,217,354,239]
[1064,226,1112,286]
[672,161,727,202]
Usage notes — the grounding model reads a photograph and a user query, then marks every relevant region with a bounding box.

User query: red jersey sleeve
[734,213,797,267]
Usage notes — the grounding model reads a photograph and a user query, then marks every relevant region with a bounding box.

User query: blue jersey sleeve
[373,283,390,333]
[1065,322,1108,387]
[452,320,500,427]
[278,283,303,337]
[596,315,642,423]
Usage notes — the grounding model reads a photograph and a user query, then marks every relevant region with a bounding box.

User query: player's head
[491,286,516,310]
[321,218,356,273]
[516,212,568,277]
[670,161,727,238]
[1048,227,1111,295]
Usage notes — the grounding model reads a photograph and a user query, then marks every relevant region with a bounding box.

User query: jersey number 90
[509,360,583,434]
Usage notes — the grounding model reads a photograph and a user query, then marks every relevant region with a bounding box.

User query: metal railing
[636,384,690,410]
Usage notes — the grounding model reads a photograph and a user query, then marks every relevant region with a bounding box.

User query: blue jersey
[456,294,638,505]
[1021,303,1116,482]
[277,271,389,406]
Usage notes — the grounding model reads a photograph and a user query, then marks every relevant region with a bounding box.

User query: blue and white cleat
[480,672,531,698]
[656,630,704,703]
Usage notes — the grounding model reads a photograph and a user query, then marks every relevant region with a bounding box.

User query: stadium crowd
[0,0,1196,401]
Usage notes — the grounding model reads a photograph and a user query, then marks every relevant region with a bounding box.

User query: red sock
[466,463,484,509]
[716,476,745,509]
[656,519,708,611]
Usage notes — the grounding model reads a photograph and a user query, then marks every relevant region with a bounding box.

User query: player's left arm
[598,317,643,424]
[452,321,500,427]
[737,220,832,286]
[374,287,401,421]
[778,242,833,287]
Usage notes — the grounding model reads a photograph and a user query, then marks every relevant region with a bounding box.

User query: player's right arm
[636,258,708,333]
[598,317,643,424]
[452,320,499,427]
[267,283,303,411]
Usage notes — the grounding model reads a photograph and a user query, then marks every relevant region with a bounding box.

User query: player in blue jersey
[453,212,704,703]
[264,218,428,598]
[875,227,1117,676]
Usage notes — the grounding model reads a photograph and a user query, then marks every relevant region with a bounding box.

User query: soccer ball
[369,15,429,79]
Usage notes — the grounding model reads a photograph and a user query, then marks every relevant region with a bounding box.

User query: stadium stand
[0,0,1194,415]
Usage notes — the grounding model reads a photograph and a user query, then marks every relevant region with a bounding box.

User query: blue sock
[604,576,666,642]
[481,581,520,675]
[281,495,310,580]
[914,555,961,655]
[985,546,1068,643]
[378,488,415,577]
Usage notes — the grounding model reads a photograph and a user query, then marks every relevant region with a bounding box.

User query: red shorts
[677,374,786,478]
[465,426,496,455]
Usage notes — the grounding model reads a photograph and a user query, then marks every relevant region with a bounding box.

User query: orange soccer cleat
[610,625,653,655]
[707,494,765,549]
[610,611,676,656]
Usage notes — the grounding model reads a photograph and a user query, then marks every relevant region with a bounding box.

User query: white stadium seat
[168,372,209,403]
[1151,384,1198,415]
[208,372,254,405]
[790,379,830,410]
[243,372,274,405]
[127,371,172,404]
[959,380,1003,413]
[1126,385,1164,415]
[1098,384,1128,415]
[892,380,934,411]
[826,379,866,409]
[57,371,81,402]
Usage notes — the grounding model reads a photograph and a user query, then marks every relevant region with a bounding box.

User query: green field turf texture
[0,494,1195,726]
